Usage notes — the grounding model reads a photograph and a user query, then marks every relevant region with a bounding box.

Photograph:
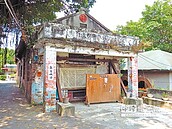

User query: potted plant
[147,93,153,98]
[62,90,69,103]
[162,92,169,101]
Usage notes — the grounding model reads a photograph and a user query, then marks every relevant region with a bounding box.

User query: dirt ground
[1,81,172,129]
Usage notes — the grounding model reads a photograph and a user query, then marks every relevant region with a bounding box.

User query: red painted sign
[79,14,87,22]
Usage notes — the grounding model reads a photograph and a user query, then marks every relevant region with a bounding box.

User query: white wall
[169,72,172,90]
[143,72,170,90]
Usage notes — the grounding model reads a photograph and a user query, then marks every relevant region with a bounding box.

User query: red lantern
[79,14,87,23]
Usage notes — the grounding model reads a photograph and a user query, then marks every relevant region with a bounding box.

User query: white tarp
[60,67,96,89]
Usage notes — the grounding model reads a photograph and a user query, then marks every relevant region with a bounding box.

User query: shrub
[0,75,6,80]
[10,74,16,78]
[162,92,169,98]
[0,69,4,74]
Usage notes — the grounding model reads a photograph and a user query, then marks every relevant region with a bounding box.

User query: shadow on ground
[1,82,172,129]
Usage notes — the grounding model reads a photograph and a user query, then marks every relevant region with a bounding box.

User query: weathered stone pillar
[43,46,57,112]
[128,55,138,98]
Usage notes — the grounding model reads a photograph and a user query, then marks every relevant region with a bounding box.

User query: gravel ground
[1,81,172,129]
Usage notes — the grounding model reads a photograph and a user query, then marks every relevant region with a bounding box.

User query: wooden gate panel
[86,74,100,103]
[86,74,121,104]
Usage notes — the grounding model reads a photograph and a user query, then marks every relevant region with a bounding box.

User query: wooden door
[86,74,100,103]
[86,74,121,104]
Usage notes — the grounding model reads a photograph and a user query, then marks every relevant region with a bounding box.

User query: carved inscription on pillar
[43,47,56,112]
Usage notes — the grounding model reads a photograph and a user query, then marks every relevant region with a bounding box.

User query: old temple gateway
[16,9,139,112]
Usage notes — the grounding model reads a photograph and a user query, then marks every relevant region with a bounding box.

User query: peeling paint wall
[142,72,170,90]
[57,11,109,33]
[31,65,43,104]
[128,56,138,97]
[40,23,139,48]
[43,47,57,112]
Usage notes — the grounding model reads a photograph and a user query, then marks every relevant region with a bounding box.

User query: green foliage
[116,19,147,40]
[0,48,15,70]
[17,0,96,25]
[115,0,172,53]
[119,59,126,70]
[0,0,96,51]
[22,0,60,25]
[0,69,3,75]
[0,75,6,80]
[7,49,15,64]
[162,92,169,98]
[142,0,172,48]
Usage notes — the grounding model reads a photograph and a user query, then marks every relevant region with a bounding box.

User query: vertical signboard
[43,47,56,112]
[48,64,54,80]
[128,55,138,98]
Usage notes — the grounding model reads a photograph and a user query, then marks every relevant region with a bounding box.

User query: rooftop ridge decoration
[38,23,140,50]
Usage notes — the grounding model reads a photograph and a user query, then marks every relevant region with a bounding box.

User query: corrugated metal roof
[123,50,172,70]
[138,50,172,70]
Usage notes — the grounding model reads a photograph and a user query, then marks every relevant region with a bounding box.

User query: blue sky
[89,0,156,30]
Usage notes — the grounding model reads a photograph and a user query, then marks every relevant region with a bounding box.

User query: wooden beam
[57,56,118,63]
[110,61,127,96]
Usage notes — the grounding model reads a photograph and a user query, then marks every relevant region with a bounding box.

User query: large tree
[0,0,96,44]
[0,0,96,26]
[0,0,96,67]
[116,0,172,52]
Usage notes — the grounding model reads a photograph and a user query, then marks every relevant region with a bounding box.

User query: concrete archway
[121,75,153,89]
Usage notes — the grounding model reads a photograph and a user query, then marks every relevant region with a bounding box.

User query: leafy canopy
[115,0,172,52]
[0,0,96,26]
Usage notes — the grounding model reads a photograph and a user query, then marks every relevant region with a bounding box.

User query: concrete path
[1,81,172,129]
[0,82,101,129]
[75,103,172,129]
